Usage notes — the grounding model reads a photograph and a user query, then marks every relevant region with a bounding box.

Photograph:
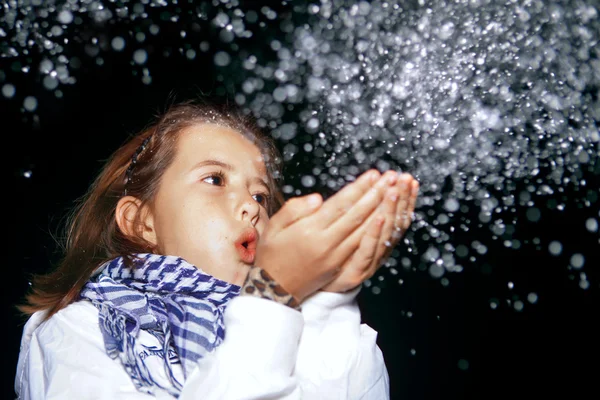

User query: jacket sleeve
[16,297,305,400]
[178,295,305,399]
[294,286,390,400]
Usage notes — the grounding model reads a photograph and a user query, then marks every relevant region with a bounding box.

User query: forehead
[175,123,266,172]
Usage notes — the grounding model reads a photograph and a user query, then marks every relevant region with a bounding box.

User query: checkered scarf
[80,253,240,397]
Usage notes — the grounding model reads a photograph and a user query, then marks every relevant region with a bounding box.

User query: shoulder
[17,300,106,377]
[33,300,103,347]
[16,301,105,398]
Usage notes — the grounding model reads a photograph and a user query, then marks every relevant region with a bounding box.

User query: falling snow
[1,0,598,300]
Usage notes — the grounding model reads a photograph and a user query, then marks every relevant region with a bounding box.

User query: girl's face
[144,123,271,286]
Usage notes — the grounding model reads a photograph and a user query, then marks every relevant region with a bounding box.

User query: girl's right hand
[254,169,398,303]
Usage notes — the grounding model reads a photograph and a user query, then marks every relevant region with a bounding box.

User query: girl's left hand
[320,172,419,293]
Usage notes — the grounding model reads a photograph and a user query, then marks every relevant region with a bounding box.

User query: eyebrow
[190,159,270,191]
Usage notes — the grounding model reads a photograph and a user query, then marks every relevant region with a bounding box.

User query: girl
[15,101,419,399]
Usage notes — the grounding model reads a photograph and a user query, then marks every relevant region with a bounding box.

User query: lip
[235,227,258,264]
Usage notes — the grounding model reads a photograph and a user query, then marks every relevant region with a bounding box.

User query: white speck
[2,83,15,98]
[526,207,541,222]
[514,300,524,311]
[186,49,196,60]
[444,198,459,212]
[24,96,38,112]
[43,76,59,90]
[133,49,148,65]
[57,10,74,24]
[527,292,538,304]
[282,185,294,194]
[214,51,231,67]
[39,59,54,74]
[213,12,230,28]
[301,175,316,188]
[111,37,126,51]
[437,22,455,40]
[307,118,319,130]
[548,241,562,256]
[429,263,445,278]
[585,218,598,232]
[570,253,585,269]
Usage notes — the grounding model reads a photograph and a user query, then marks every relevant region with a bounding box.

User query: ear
[115,196,157,246]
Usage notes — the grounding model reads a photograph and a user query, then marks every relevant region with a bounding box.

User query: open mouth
[236,242,255,264]
[235,228,258,264]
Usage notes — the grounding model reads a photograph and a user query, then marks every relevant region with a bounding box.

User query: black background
[3,3,599,399]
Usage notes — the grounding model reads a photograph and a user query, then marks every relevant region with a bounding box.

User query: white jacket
[15,286,390,399]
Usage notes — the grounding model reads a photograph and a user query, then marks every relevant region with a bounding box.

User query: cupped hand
[320,172,419,293]
[253,168,393,303]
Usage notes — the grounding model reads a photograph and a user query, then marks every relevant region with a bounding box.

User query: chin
[232,265,251,286]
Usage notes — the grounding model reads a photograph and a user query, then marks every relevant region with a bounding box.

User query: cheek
[257,212,270,235]
[195,217,233,251]
[163,218,234,265]
[201,226,230,252]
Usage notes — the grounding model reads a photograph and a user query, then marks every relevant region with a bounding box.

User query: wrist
[240,266,302,311]
[302,285,362,314]
[320,281,362,294]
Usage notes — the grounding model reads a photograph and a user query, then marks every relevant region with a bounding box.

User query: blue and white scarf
[80,253,241,397]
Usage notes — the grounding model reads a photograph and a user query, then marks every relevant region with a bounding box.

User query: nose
[239,192,260,227]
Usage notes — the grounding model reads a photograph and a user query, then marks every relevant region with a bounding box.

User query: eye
[203,170,226,186]
[253,193,271,208]
[203,170,270,208]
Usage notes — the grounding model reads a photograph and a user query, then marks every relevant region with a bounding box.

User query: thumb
[270,193,323,231]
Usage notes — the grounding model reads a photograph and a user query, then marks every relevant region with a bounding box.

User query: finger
[327,182,391,267]
[395,174,412,232]
[269,193,323,232]
[375,188,400,263]
[326,170,398,245]
[402,179,419,231]
[312,169,381,229]
[336,212,385,283]
[329,210,371,267]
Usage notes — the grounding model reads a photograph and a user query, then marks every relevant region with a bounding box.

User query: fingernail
[370,171,379,183]
[307,194,321,207]
[387,173,398,185]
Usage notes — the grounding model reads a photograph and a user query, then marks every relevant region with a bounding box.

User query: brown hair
[18,100,285,321]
